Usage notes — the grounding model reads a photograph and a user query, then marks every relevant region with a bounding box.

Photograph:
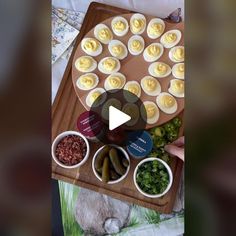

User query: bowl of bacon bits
[52,131,90,169]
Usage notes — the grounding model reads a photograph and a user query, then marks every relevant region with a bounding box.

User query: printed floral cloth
[51,7,85,64]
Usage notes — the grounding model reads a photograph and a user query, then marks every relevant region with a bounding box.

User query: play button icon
[87,89,147,144]
[109,106,131,131]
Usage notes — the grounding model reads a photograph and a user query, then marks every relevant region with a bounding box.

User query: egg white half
[128,35,145,55]
[148,62,171,78]
[156,92,178,114]
[104,72,126,92]
[76,73,99,91]
[108,40,128,60]
[130,13,146,35]
[111,16,129,36]
[86,87,107,107]
[143,43,164,62]
[147,18,165,39]
[98,57,121,75]
[140,101,159,124]
[160,29,182,48]
[141,76,161,96]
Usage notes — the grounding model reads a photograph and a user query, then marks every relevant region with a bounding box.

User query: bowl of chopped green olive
[133,157,173,198]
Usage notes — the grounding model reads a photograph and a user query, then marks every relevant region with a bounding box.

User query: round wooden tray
[72,13,184,129]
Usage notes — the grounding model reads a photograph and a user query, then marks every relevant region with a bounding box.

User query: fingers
[164,144,184,161]
[172,136,184,147]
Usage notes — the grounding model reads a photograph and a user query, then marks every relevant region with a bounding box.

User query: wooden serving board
[52,2,183,213]
[72,13,184,129]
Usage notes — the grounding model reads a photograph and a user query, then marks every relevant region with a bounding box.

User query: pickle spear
[109,148,126,176]
[110,169,120,180]
[95,145,110,172]
[102,156,110,183]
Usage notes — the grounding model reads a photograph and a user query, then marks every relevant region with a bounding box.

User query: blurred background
[0,0,235,235]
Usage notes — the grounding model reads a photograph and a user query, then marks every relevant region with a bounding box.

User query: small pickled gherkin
[109,148,126,176]
[122,157,129,168]
[94,145,110,172]
[102,156,110,183]
[110,169,120,180]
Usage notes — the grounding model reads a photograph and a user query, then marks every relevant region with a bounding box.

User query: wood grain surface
[52,2,184,213]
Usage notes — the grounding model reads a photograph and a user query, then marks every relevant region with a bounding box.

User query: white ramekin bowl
[51,131,90,169]
[92,144,130,184]
[133,157,173,198]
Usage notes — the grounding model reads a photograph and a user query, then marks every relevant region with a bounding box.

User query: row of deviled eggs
[76,72,184,98]
[75,56,184,82]
[80,36,184,62]
[84,89,181,125]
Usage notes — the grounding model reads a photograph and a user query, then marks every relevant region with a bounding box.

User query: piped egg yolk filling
[108,76,122,88]
[176,64,184,76]
[98,28,112,41]
[113,21,126,32]
[77,57,92,70]
[172,80,184,93]
[147,45,160,57]
[90,92,101,103]
[81,76,95,88]
[83,39,99,52]
[127,84,140,95]
[145,104,156,118]
[149,23,163,35]
[165,33,177,43]
[131,19,145,33]
[173,48,184,61]
[131,40,142,52]
[144,79,157,91]
[155,63,168,75]
[160,95,175,108]
[102,58,117,71]
[111,44,124,57]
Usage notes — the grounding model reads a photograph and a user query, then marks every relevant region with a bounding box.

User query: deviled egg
[143,43,164,62]
[104,72,126,92]
[122,103,139,126]
[141,76,161,96]
[169,46,184,63]
[98,57,120,74]
[168,79,184,98]
[160,30,181,48]
[76,73,99,91]
[75,56,97,73]
[147,18,165,39]
[81,38,102,56]
[172,63,184,79]
[108,40,128,60]
[86,87,107,107]
[148,62,171,78]
[140,101,159,124]
[130,13,146,35]
[94,24,113,44]
[156,92,177,114]
[102,98,122,120]
[128,35,145,55]
[111,16,129,36]
[123,81,141,102]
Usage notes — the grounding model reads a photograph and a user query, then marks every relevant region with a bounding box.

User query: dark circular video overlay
[87,89,148,145]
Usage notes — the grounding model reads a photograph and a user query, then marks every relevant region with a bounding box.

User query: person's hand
[164,136,184,161]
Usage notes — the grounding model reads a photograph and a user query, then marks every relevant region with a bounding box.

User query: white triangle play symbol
[109,106,131,131]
